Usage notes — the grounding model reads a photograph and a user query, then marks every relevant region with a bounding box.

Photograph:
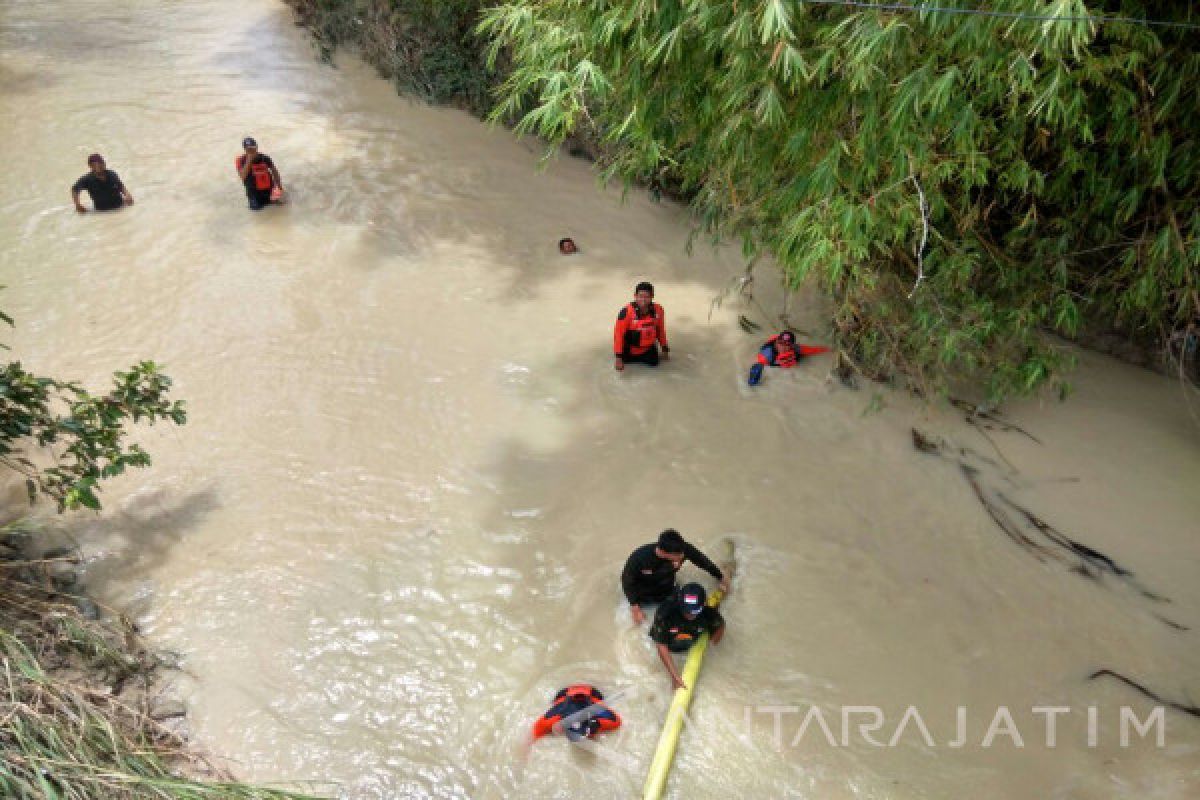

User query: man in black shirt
[621,529,728,624]
[649,583,725,689]
[71,154,133,212]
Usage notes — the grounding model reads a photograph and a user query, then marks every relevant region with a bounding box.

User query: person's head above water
[678,583,706,618]
[565,717,599,742]
[777,330,796,349]
[634,281,655,312]
[558,237,577,255]
[86,153,105,174]
[654,529,686,568]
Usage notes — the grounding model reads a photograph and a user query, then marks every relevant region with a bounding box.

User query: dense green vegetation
[288,0,493,109]
[291,1,1198,400]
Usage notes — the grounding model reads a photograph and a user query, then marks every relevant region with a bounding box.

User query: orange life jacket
[767,335,799,367]
[555,684,603,705]
[237,156,273,190]
[625,303,659,349]
[532,685,620,740]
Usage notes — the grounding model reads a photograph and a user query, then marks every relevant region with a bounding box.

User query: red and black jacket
[614,302,668,357]
[235,154,276,191]
[756,334,828,368]
[531,684,622,740]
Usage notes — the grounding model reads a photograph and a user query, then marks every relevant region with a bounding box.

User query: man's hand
[718,575,731,595]
[75,203,87,214]
[124,195,135,207]
[630,605,645,625]
[661,348,670,361]
[671,675,688,691]
[614,357,624,371]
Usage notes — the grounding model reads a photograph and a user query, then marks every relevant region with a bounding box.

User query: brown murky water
[2,1,1198,798]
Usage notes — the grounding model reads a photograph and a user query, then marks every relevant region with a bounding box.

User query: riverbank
[0,521,323,800]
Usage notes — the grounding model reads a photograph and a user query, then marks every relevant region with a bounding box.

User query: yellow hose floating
[642,543,733,800]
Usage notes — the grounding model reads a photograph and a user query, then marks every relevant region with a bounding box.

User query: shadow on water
[0,6,159,64]
[0,64,57,96]
[75,485,222,608]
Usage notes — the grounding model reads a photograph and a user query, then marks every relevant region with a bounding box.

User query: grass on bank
[0,521,326,800]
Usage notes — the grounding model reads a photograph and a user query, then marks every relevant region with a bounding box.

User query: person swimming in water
[747,330,829,385]
[531,684,621,742]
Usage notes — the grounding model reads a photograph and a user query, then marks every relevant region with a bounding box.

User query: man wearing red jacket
[613,282,669,371]
[531,684,622,742]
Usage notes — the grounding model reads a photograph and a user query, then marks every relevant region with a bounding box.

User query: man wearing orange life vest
[613,281,669,370]
[236,137,284,211]
[531,684,621,742]
[746,330,829,385]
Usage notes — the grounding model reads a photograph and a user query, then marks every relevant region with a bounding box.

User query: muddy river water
[1,1,1198,798]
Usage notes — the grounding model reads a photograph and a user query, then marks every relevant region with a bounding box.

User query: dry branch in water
[1088,670,1200,719]
[911,428,1183,629]
[949,398,1043,444]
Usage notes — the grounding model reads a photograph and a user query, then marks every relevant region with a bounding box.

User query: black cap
[242,137,258,148]
[679,583,706,615]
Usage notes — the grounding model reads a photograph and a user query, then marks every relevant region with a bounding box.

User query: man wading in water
[622,530,728,625]
[71,154,134,212]
[236,137,284,211]
[649,583,725,690]
[613,281,669,370]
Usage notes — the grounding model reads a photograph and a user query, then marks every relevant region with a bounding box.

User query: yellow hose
[641,585,727,800]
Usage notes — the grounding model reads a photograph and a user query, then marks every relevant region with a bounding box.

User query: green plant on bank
[480,0,1199,400]
[1,309,186,512]
[287,0,493,109]
[0,526,325,800]
[0,320,322,797]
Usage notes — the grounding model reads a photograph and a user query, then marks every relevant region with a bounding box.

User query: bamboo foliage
[480,0,1199,398]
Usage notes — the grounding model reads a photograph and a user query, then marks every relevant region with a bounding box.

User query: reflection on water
[1,1,1198,798]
